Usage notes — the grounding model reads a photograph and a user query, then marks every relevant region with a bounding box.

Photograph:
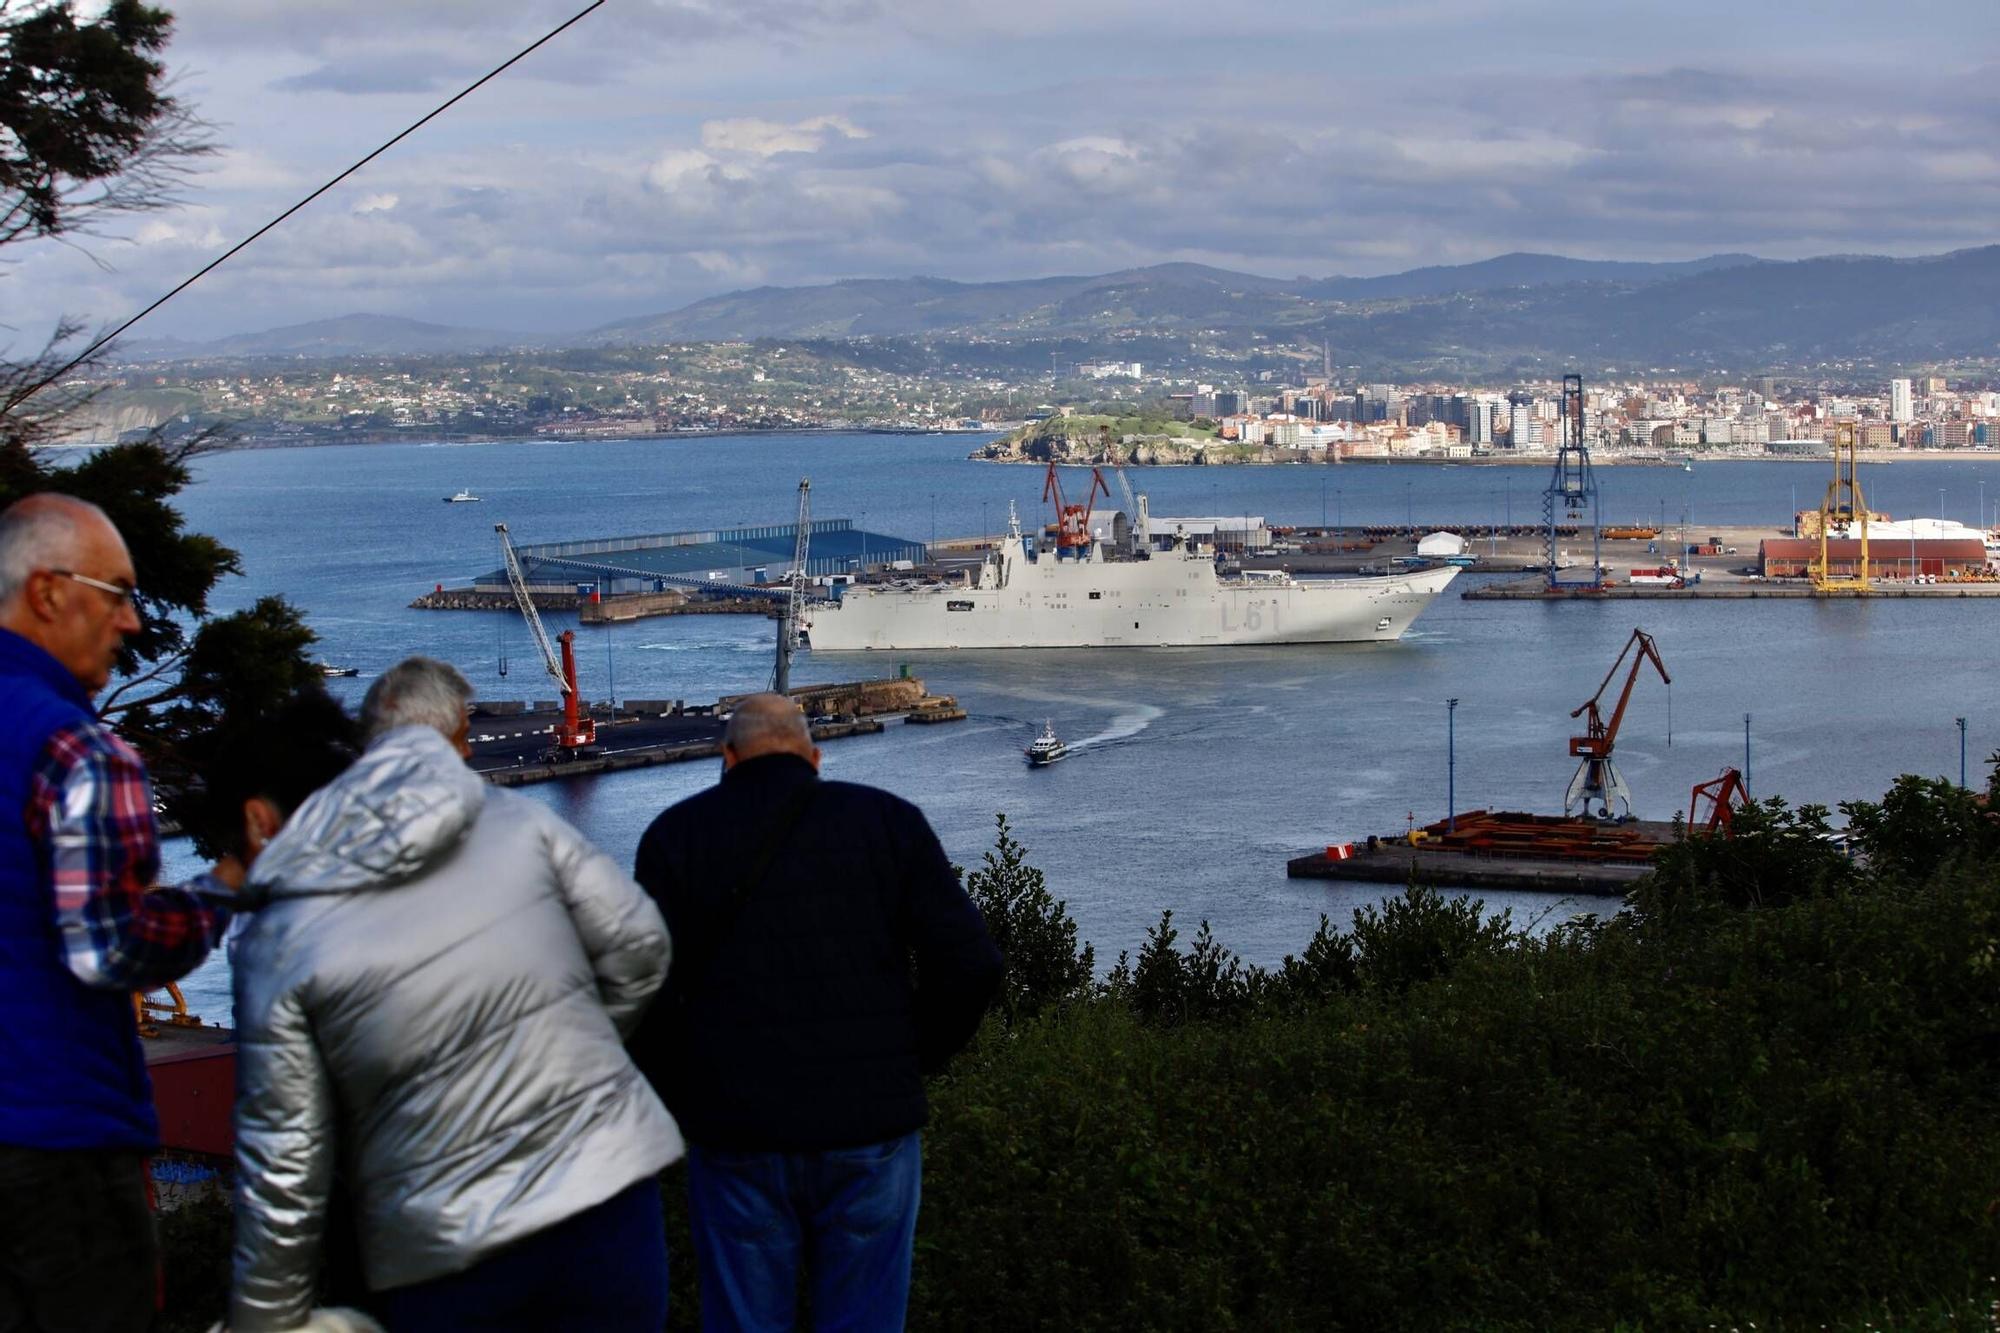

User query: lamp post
[1321,476,1327,529]
[1447,698,1460,834]
[1958,716,1969,789]
[1743,714,1752,795]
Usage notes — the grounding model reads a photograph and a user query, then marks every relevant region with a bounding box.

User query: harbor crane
[772,478,812,694]
[1094,424,1150,556]
[1542,373,1604,592]
[1565,627,1671,820]
[1687,767,1748,837]
[1042,460,1109,555]
[1811,421,1869,592]
[495,522,597,761]
[1111,466,1150,557]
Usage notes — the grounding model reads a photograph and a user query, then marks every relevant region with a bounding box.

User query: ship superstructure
[805,480,1458,652]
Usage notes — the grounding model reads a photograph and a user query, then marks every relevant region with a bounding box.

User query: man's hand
[210,854,247,893]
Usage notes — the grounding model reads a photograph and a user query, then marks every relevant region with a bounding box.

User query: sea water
[145,433,1997,1012]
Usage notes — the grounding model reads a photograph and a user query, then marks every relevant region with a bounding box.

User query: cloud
[9,1,1996,343]
[700,115,870,157]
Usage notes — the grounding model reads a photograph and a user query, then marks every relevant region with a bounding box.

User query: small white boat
[319,664,360,678]
[1025,721,1068,767]
[444,489,480,503]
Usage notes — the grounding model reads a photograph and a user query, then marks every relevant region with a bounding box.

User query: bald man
[631,693,1000,1332]
[0,493,242,1332]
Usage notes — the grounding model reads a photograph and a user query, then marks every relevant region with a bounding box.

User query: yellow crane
[1811,422,1869,592]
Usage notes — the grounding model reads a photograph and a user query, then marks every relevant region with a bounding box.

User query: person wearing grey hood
[226,657,682,1333]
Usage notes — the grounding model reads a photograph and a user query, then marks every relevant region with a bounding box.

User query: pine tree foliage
[0,0,213,247]
[959,814,1095,1022]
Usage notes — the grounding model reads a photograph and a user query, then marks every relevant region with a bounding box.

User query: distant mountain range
[112,247,2000,370]
[110,313,533,361]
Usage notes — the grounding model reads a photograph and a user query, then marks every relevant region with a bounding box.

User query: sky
[7,0,1998,343]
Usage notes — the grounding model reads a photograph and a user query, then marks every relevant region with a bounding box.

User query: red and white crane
[1564,627,1670,820]
[1041,460,1110,555]
[495,522,597,760]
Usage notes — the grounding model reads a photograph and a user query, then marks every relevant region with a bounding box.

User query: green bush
[917,866,2000,1330]
[163,782,2000,1331]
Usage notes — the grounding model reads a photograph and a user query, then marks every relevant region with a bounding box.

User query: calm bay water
[152,433,1998,1013]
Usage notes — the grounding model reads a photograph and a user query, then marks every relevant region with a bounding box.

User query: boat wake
[1069,703,1164,752]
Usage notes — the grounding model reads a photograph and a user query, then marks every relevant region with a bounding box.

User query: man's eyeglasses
[51,569,139,607]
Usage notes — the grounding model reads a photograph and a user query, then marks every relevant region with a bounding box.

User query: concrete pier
[466,677,963,787]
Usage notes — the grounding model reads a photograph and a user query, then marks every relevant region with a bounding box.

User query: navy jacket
[0,628,158,1150]
[631,753,1000,1151]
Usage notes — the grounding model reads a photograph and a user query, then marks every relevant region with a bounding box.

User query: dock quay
[466,677,962,787]
[411,586,776,618]
[1288,810,1678,896]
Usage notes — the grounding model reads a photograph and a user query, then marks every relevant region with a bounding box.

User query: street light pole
[1744,713,1752,795]
[1958,716,1969,789]
[1447,698,1460,834]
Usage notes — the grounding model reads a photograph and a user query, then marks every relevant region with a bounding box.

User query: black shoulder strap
[680,779,819,996]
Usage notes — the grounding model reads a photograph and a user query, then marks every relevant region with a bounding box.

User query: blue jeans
[371,1177,667,1332]
[687,1131,922,1333]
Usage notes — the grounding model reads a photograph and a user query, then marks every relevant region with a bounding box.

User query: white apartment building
[1890,378,1914,423]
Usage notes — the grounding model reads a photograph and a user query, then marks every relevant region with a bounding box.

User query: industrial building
[1758,537,1990,580]
[472,518,928,595]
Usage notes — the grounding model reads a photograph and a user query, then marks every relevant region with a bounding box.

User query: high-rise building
[1890,378,1914,423]
[1468,399,1498,446]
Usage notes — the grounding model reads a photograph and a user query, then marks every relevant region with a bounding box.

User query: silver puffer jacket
[228,725,682,1333]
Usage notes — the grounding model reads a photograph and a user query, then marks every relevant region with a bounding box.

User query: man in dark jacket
[631,692,1000,1332]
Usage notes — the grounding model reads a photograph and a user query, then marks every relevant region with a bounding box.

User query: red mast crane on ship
[1041,460,1110,556]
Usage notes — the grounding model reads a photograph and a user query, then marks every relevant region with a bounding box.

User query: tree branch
[97,644,188,714]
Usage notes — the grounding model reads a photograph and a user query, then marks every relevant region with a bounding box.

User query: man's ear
[241,795,285,859]
[721,743,740,772]
[807,746,822,773]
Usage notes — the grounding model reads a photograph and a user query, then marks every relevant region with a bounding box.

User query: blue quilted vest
[0,627,159,1150]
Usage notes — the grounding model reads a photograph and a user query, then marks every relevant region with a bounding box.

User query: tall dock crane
[1042,460,1109,556]
[1812,421,1869,592]
[1565,627,1671,820]
[773,478,811,694]
[1542,373,1603,592]
[495,522,597,760]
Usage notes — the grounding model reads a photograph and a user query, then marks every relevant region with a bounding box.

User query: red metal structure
[1042,460,1109,554]
[496,523,598,760]
[1565,627,1671,820]
[1688,767,1748,836]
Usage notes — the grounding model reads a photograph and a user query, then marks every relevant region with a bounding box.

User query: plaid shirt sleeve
[26,718,234,991]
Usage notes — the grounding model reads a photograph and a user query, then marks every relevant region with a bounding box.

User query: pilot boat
[1025,721,1068,767]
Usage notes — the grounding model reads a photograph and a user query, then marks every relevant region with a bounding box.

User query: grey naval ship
[805,468,1457,651]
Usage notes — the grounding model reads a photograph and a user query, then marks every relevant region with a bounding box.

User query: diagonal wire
[20,0,607,403]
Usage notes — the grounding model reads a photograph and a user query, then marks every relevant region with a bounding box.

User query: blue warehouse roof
[474,518,928,593]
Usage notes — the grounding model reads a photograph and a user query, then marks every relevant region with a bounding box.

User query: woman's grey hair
[360,656,474,745]
[0,495,96,605]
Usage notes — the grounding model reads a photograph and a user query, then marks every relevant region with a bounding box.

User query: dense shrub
[917,867,2000,1330]
[163,785,2000,1330]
